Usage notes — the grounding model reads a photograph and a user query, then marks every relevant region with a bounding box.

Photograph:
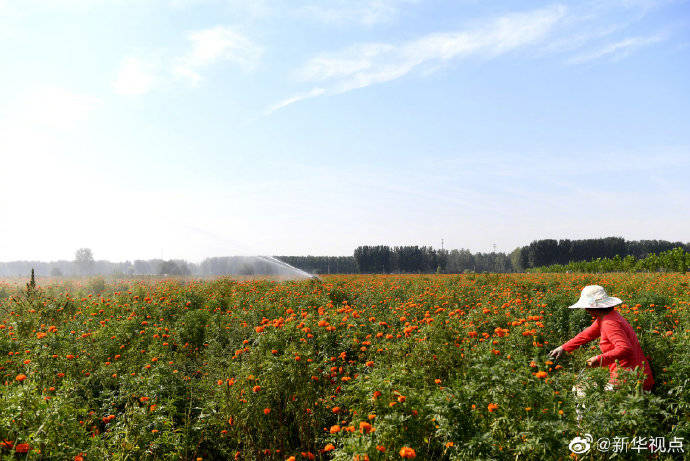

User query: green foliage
[177,309,211,349]
[531,247,690,274]
[87,276,107,295]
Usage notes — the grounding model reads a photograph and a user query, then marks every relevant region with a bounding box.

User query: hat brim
[568,296,622,309]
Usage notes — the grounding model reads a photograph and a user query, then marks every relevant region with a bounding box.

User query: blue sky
[1,0,688,262]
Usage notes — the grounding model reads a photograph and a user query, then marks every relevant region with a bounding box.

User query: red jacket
[562,310,654,391]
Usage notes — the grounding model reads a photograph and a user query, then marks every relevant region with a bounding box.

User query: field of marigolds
[0,273,688,460]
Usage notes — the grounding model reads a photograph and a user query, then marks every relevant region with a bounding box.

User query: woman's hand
[586,356,600,368]
[547,346,564,361]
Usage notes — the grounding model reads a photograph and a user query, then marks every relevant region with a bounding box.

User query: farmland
[0,273,688,460]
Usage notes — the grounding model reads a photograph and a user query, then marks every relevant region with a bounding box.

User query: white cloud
[114,25,260,95]
[297,43,395,82]
[265,87,325,114]
[566,33,666,64]
[113,57,160,95]
[173,26,262,85]
[295,5,567,94]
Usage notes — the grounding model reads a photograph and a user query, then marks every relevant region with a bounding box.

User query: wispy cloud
[566,33,666,64]
[294,5,567,94]
[539,23,623,55]
[173,26,262,85]
[265,87,326,114]
[267,1,675,112]
[114,25,261,95]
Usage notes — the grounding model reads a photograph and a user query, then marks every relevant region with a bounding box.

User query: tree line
[352,245,513,274]
[353,238,689,273]
[0,238,688,277]
[509,237,690,271]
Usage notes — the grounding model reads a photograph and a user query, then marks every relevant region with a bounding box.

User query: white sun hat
[568,285,622,309]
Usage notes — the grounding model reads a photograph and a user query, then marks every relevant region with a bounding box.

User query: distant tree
[26,268,36,294]
[436,249,449,273]
[50,267,63,277]
[134,260,151,275]
[275,256,357,274]
[354,245,393,273]
[157,260,191,276]
[510,247,525,272]
[527,239,558,268]
[74,248,95,276]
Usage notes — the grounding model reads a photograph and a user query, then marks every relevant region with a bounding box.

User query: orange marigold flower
[15,443,30,453]
[376,445,386,453]
[359,421,373,434]
[487,403,498,412]
[263,408,271,415]
[15,374,27,382]
[399,446,416,458]
[330,425,341,434]
[324,443,335,452]
[535,371,548,378]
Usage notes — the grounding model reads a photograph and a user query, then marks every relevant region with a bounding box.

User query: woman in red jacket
[548,285,654,391]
